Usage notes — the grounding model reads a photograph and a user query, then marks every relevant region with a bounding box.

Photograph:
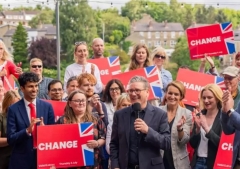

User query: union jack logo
[220,22,235,54]
[78,123,94,166]
[215,76,226,90]
[107,56,121,75]
[144,66,162,98]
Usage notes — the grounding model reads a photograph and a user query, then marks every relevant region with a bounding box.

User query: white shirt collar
[23,98,37,107]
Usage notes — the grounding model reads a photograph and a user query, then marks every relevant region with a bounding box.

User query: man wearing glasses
[110,76,170,169]
[222,66,240,109]
[48,80,64,101]
[29,58,53,99]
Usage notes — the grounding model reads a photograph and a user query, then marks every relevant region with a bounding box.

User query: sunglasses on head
[155,54,166,59]
[31,65,42,68]
[75,41,87,46]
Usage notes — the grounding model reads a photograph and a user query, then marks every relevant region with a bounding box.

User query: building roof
[3,11,23,15]
[24,11,39,15]
[3,29,16,37]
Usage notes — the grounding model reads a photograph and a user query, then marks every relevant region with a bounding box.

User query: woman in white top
[102,79,125,124]
[190,84,223,169]
[64,41,103,94]
[105,93,131,154]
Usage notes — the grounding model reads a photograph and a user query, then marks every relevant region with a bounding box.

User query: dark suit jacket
[7,99,55,169]
[110,103,170,169]
[190,111,222,169]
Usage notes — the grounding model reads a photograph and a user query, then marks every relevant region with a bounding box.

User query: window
[148,32,151,39]
[163,40,167,46]
[170,40,176,47]
[148,41,152,47]
[154,40,161,47]
[31,37,35,41]
[139,32,144,36]
[171,32,175,38]
[140,39,145,44]
[163,32,167,39]
[179,31,184,36]
[155,32,160,39]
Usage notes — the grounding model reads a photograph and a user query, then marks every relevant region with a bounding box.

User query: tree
[12,23,28,67]
[28,38,57,68]
[0,5,3,11]
[59,0,98,61]
[29,10,54,28]
[111,30,123,44]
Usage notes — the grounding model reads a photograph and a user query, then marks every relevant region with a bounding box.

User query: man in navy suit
[110,76,170,169]
[7,72,55,169]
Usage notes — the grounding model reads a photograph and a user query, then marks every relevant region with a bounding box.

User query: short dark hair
[66,76,77,88]
[18,72,39,87]
[103,79,125,102]
[48,79,63,91]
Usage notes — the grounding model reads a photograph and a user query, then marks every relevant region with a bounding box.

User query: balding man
[91,38,105,59]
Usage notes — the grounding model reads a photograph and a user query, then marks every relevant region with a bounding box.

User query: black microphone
[132,102,141,134]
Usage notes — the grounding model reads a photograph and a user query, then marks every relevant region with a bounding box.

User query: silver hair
[128,76,149,89]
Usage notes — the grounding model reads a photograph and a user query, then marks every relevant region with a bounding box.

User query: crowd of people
[0,37,240,169]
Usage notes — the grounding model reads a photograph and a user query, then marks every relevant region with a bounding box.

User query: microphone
[132,102,141,134]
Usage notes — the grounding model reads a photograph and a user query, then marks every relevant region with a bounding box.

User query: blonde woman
[0,40,22,79]
[0,90,21,169]
[56,90,106,169]
[105,93,131,154]
[64,42,103,94]
[190,84,223,169]
[125,43,152,72]
[160,81,192,169]
[151,46,172,95]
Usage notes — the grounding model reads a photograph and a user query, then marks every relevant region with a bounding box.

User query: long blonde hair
[0,40,13,62]
[128,43,151,70]
[64,90,97,124]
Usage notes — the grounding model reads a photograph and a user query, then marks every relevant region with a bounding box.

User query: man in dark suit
[7,72,55,169]
[110,76,170,169]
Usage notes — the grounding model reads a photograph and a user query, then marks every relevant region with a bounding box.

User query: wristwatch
[226,109,234,116]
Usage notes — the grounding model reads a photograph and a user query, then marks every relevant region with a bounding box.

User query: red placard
[43,100,66,122]
[186,22,235,60]
[214,133,234,169]
[176,69,225,106]
[88,56,121,85]
[112,66,162,99]
[37,123,94,169]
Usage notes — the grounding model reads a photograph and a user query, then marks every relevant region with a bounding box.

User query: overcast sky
[1,0,240,10]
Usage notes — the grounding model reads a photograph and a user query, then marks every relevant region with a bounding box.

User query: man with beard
[77,73,108,125]
[91,38,105,59]
[7,72,55,169]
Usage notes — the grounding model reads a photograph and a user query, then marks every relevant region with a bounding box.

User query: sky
[1,0,240,10]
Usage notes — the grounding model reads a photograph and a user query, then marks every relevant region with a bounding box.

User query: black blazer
[110,103,171,169]
[189,110,222,169]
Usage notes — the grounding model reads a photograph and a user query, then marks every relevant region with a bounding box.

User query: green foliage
[0,5,3,11]
[29,10,54,28]
[12,23,28,68]
[59,0,98,62]
[122,41,132,53]
[111,30,123,44]
[12,6,34,11]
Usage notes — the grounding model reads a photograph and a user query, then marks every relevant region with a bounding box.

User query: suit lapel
[171,105,182,134]
[18,99,30,127]
[210,110,221,131]
[124,107,131,147]
[143,103,154,126]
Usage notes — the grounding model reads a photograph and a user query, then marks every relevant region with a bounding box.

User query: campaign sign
[112,66,162,99]
[43,100,67,122]
[186,22,235,60]
[88,56,121,85]
[214,133,234,169]
[37,123,94,169]
[176,68,225,106]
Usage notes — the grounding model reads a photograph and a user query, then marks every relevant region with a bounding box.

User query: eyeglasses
[155,54,166,59]
[109,87,120,92]
[70,99,86,104]
[127,89,146,94]
[50,88,63,93]
[31,65,42,68]
[223,76,237,81]
[75,41,87,46]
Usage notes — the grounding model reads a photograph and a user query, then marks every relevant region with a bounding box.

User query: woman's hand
[177,116,186,130]
[200,115,210,133]
[86,140,98,149]
[193,108,201,133]
[0,68,7,76]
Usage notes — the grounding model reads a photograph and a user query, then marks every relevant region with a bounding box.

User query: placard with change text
[37,123,94,169]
